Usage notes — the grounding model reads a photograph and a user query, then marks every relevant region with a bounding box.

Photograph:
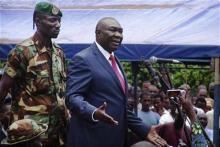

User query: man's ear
[35,16,41,26]
[95,30,101,40]
[95,30,101,35]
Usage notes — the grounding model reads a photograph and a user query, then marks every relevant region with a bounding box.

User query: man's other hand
[146,126,168,147]
[94,102,118,125]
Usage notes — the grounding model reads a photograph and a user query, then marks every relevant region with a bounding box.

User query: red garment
[156,122,190,147]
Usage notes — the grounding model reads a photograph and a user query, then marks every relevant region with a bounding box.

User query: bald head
[197,88,208,98]
[95,17,123,53]
[95,17,120,32]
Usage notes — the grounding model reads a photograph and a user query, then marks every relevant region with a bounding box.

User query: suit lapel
[91,43,126,96]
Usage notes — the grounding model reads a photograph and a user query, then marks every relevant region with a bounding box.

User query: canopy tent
[0,0,220,61]
[0,0,220,146]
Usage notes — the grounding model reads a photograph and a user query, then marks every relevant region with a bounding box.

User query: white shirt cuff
[92,108,99,122]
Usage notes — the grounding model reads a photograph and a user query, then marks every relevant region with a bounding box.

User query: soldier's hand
[94,102,118,126]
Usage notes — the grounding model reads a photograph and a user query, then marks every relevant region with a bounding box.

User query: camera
[167,89,183,104]
[167,89,184,98]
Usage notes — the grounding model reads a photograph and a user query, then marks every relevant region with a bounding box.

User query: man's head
[95,17,123,53]
[148,85,159,96]
[152,94,163,111]
[163,96,170,110]
[197,113,208,128]
[142,81,151,91]
[130,86,142,98]
[140,91,151,111]
[179,84,191,95]
[33,2,62,39]
[197,88,208,99]
[205,98,213,111]
[198,84,207,91]
[195,97,207,112]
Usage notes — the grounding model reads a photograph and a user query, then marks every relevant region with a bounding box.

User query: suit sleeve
[65,55,97,122]
[126,106,151,138]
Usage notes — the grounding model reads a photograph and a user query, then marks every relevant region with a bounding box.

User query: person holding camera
[155,89,210,147]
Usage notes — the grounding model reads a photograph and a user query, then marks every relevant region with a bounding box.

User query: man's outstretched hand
[94,102,118,125]
[146,126,168,147]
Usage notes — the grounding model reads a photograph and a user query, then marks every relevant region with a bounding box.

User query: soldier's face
[37,14,61,38]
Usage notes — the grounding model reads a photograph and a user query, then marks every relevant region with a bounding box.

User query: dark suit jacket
[65,43,150,147]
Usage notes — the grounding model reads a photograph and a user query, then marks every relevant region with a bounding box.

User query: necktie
[109,54,125,93]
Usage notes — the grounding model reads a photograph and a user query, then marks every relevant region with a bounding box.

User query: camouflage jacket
[4,33,67,142]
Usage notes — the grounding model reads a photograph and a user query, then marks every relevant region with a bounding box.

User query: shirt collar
[32,32,54,54]
[95,41,114,60]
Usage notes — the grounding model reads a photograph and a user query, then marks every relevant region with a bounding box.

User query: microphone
[144,61,160,86]
[149,56,180,63]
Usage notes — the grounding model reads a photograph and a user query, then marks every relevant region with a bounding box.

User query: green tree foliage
[170,64,213,95]
[122,61,213,95]
[0,61,5,68]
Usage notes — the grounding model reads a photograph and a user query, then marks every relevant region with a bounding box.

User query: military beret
[34,2,62,17]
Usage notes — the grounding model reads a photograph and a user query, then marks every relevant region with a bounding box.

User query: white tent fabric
[0,0,219,45]
[0,0,220,60]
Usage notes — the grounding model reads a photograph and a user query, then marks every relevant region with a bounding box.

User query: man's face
[196,100,206,111]
[163,97,170,110]
[148,85,159,95]
[153,97,162,110]
[127,97,135,110]
[198,114,208,128]
[97,19,123,53]
[197,89,208,98]
[142,82,151,91]
[141,95,151,111]
[37,14,61,38]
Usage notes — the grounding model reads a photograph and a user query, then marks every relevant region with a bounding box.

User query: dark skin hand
[147,126,168,147]
[94,102,118,125]
[180,97,196,123]
[94,102,168,147]
[178,90,196,123]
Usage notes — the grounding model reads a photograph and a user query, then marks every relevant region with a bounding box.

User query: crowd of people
[0,2,218,147]
[127,82,217,147]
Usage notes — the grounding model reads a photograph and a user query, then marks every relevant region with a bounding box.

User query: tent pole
[213,58,220,147]
[131,62,139,115]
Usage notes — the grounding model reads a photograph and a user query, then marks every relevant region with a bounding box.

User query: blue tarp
[0,0,220,61]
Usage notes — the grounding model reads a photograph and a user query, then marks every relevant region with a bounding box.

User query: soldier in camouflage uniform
[0,2,67,147]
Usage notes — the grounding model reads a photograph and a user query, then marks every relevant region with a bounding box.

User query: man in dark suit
[65,17,167,147]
